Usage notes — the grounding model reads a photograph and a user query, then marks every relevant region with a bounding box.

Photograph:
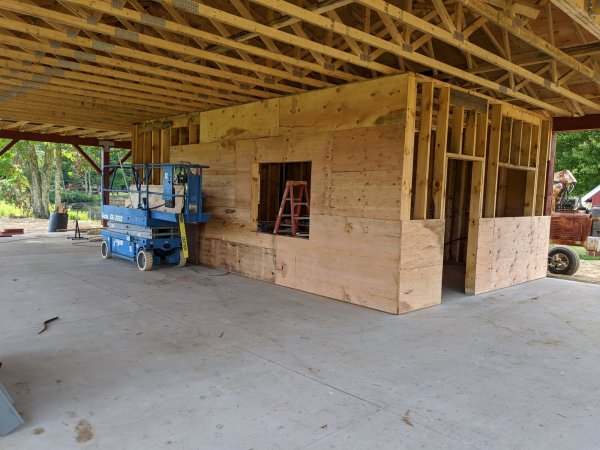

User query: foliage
[1,139,129,218]
[0,200,28,218]
[67,209,90,221]
[569,246,600,261]
[49,190,101,204]
[555,131,600,197]
[0,139,30,214]
[48,203,91,221]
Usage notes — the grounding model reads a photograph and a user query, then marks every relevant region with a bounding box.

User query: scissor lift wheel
[136,250,154,271]
[100,240,112,259]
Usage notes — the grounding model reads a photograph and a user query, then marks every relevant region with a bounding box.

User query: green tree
[19,141,54,218]
[0,139,30,214]
[555,130,600,197]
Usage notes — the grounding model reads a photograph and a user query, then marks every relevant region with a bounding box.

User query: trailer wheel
[548,246,580,276]
[100,240,112,259]
[137,250,154,271]
[176,249,187,268]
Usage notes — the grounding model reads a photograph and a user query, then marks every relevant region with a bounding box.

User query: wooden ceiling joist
[1,0,600,140]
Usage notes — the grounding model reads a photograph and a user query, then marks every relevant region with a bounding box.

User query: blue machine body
[100,163,211,269]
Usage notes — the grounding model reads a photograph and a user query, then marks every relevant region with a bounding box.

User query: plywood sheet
[274,214,402,314]
[471,216,550,294]
[330,170,402,220]
[398,219,444,313]
[200,237,276,282]
[200,98,280,143]
[331,125,403,172]
[279,75,408,135]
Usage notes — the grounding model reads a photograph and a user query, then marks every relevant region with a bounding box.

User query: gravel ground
[549,260,600,285]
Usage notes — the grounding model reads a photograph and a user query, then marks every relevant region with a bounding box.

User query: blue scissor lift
[100,163,211,271]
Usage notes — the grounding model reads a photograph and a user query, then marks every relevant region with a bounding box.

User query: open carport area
[3,0,600,447]
[1,235,600,449]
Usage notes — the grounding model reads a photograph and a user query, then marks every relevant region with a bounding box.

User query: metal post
[100,140,114,227]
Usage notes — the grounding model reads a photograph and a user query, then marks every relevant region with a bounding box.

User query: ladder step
[297,217,310,220]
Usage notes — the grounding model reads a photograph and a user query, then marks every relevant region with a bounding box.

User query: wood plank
[509,120,523,166]
[201,98,280,143]
[279,74,409,135]
[433,87,451,219]
[484,104,502,218]
[450,105,465,154]
[414,82,434,220]
[535,120,552,216]
[400,74,417,220]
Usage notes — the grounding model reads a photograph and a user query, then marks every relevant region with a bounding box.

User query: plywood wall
[131,72,552,314]
[168,73,443,314]
[468,216,550,295]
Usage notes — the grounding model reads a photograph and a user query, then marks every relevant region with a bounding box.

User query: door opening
[442,159,472,297]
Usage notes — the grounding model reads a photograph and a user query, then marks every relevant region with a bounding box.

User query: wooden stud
[510,120,523,166]
[433,87,451,219]
[400,74,418,221]
[535,120,552,216]
[414,82,434,220]
[450,106,465,154]
[484,104,503,218]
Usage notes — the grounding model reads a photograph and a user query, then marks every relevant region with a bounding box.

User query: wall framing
[133,72,552,314]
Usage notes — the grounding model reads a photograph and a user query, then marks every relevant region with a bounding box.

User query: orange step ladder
[273,181,310,237]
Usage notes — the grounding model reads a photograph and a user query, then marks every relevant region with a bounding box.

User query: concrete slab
[1,235,600,449]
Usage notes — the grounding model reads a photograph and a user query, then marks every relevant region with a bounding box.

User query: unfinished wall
[165,74,443,314]
[468,216,551,295]
[132,73,552,314]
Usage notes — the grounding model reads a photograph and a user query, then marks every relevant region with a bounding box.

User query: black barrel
[48,212,69,232]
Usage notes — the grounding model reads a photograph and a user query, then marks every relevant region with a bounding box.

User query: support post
[99,140,114,227]
[544,130,557,216]
[72,144,101,174]
[0,139,18,157]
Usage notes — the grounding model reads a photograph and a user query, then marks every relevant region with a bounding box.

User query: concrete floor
[1,235,600,449]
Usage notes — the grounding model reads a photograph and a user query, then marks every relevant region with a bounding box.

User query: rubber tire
[176,249,187,268]
[548,246,580,276]
[137,250,154,271]
[100,240,112,259]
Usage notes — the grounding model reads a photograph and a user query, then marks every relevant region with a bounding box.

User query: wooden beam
[72,144,101,174]
[401,74,418,220]
[537,120,552,215]
[457,0,600,86]
[0,130,130,149]
[60,0,365,83]
[0,0,328,91]
[354,0,596,112]
[433,87,451,219]
[0,139,18,157]
[161,0,396,76]
[484,104,503,217]
[0,16,292,98]
[0,33,242,105]
[252,0,569,114]
[414,82,434,220]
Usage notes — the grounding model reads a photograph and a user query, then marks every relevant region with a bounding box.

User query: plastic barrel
[48,212,68,232]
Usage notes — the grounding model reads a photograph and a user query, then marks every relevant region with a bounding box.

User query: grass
[569,246,600,261]
[1,201,93,221]
[67,209,91,221]
[0,200,28,218]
